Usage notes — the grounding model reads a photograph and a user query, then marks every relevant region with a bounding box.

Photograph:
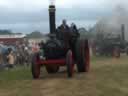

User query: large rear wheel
[75,39,90,72]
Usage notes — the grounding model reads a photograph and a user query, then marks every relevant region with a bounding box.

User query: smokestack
[121,24,125,41]
[49,1,56,34]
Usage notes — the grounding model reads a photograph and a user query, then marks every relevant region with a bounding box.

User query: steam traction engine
[31,1,90,79]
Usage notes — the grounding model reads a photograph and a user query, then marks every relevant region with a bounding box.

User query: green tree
[26,31,44,39]
[0,30,12,35]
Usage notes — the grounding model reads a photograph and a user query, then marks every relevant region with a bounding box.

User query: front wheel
[31,53,41,79]
[66,50,74,78]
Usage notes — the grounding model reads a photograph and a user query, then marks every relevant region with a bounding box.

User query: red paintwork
[35,40,90,72]
[36,59,66,66]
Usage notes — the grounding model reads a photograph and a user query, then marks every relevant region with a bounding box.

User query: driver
[56,19,71,48]
[60,19,70,32]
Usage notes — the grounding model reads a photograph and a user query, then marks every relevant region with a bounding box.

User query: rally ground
[0,55,128,96]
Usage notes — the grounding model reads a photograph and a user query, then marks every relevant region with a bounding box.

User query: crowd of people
[0,43,34,70]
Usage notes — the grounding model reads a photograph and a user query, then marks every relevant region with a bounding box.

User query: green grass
[0,56,128,96]
[0,67,31,80]
[93,56,128,96]
[0,67,32,96]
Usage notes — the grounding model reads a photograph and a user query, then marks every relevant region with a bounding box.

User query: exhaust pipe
[49,1,56,34]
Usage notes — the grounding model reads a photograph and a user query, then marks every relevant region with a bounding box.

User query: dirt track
[31,60,97,96]
[32,70,96,96]
[1,56,128,96]
[32,55,128,96]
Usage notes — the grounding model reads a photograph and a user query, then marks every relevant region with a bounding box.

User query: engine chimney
[121,24,125,41]
[49,0,56,34]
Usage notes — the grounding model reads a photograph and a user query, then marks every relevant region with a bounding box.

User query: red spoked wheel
[66,50,74,78]
[31,53,41,79]
[75,39,90,72]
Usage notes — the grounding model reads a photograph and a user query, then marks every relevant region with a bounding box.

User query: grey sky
[0,0,127,34]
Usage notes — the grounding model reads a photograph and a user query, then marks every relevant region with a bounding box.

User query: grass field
[0,55,128,96]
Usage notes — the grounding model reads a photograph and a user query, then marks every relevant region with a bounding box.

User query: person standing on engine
[61,19,69,31]
[70,23,80,41]
[57,19,70,37]
[70,23,80,58]
[70,23,80,37]
[58,19,70,33]
[56,19,70,48]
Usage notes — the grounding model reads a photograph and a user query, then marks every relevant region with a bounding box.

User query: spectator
[6,48,15,69]
[32,43,40,53]
[0,53,3,64]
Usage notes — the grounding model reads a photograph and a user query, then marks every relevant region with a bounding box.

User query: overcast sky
[0,0,127,34]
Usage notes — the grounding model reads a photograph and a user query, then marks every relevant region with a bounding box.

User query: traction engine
[31,1,90,79]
